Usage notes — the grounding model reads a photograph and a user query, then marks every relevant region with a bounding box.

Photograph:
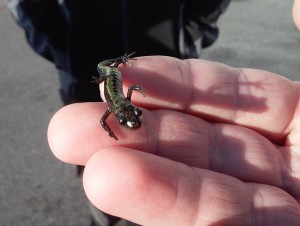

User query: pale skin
[48,3,300,225]
[293,0,300,30]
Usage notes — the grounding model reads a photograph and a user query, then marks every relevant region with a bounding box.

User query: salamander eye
[118,116,127,125]
[133,108,142,116]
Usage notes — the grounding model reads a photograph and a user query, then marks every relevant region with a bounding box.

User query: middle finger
[48,102,284,188]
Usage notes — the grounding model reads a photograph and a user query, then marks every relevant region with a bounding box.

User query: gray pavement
[0,1,299,226]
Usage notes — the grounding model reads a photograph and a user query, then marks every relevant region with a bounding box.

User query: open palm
[48,55,300,225]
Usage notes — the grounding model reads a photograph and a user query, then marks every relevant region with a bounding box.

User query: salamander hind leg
[113,52,136,67]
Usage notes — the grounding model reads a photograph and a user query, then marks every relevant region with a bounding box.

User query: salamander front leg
[90,76,104,84]
[100,108,118,140]
[126,85,145,101]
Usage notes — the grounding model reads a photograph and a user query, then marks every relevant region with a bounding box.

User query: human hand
[48,56,300,225]
[293,0,300,29]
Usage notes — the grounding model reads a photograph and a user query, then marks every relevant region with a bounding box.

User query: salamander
[91,52,145,140]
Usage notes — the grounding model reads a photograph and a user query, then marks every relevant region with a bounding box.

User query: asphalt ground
[0,1,299,225]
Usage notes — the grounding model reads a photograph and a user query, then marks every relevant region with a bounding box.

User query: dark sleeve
[8,0,68,70]
[184,0,231,48]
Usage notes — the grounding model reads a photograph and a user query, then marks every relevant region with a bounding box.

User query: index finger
[122,56,299,142]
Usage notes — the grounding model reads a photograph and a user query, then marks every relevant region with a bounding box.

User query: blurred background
[0,0,299,225]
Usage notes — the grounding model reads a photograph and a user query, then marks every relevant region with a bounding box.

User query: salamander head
[115,106,143,129]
